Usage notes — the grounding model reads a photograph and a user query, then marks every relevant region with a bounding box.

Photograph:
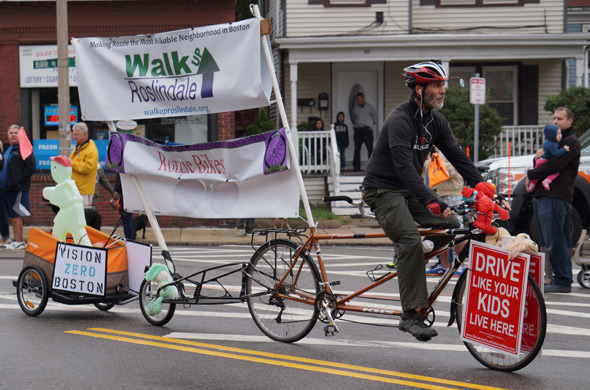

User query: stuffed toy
[43,156,92,246]
[506,233,539,260]
[461,182,510,235]
[145,263,179,315]
[484,227,511,247]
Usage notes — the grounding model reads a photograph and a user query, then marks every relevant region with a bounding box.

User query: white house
[260,0,589,172]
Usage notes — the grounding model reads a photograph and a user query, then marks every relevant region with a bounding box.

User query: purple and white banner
[106,130,299,219]
[72,18,272,120]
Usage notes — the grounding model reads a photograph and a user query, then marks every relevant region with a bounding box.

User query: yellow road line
[67,328,508,390]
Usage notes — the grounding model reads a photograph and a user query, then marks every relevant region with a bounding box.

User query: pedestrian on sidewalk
[0,125,36,250]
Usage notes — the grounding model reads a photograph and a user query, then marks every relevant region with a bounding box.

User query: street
[1,245,589,389]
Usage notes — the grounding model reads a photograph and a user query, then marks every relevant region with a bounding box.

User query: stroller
[572,234,590,288]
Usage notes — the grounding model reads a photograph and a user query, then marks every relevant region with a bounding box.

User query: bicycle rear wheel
[246,239,320,343]
[17,265,49,317]
[454,272,547,372]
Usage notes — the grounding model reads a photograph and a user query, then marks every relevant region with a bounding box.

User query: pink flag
[18,127,33,160]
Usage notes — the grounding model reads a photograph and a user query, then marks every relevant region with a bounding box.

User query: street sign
[461,241,530,356]
[470,77,486,105]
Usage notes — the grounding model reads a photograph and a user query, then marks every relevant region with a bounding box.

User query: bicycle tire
[17,265,49,317]
[139,279,176,326]
[454,272,547,372]
[246,239,321,343]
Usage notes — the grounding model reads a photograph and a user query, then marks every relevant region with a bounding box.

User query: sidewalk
[22,217,392,247]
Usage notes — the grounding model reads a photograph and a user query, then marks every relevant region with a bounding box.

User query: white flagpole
[106,121,174,273]
[250,4,315,228]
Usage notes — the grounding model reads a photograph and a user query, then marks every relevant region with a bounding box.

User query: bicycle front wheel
[139,279,176,326]
[454,272,547,372]
[246,239,320,343]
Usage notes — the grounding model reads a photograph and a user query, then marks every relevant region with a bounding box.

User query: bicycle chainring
[315,292,344,323]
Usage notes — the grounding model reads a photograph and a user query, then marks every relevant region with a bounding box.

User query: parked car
[477,129,590,246]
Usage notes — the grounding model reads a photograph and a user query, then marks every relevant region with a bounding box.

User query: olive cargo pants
[363,188,460,311]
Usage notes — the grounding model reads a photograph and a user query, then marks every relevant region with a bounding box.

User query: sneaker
[544,283,571,293]
[385,262,398,270]
[426,265,448,276]
[428,260,441,270]
[0,239,14,249]
[5,241,26,250]
[453,265,466,278]
[398,314,438,342]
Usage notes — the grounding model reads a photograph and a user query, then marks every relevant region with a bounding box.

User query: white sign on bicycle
[461,241,529,357]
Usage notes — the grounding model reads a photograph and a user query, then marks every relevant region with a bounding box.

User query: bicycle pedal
[324,325,338,337]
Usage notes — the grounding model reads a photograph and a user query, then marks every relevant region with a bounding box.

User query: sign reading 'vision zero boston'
[52,243,107,296]
[72,18,272,121]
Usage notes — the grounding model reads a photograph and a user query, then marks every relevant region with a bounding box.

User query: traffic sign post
[470,76,485,163]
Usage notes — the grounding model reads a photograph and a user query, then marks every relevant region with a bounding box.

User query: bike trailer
[23,227,128,295]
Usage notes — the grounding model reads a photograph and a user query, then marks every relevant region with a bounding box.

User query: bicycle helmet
[403,61,448,88]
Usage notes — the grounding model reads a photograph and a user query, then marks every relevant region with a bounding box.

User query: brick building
[0,0,256,229]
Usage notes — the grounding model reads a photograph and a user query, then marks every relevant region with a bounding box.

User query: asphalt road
[1,245,589,389]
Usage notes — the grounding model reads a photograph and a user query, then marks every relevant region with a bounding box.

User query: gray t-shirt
[351,103,376,129]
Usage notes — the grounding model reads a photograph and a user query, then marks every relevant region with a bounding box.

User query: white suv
[477,129,590,246]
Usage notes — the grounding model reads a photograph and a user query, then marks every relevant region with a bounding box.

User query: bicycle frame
[270,225,477,320]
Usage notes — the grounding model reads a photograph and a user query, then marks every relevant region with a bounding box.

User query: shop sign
[34,139,109,170]
[19,45,77,88]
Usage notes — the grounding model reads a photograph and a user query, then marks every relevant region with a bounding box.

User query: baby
[528,124,569,191]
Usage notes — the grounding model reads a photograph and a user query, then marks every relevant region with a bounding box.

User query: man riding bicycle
[362,60,487,341]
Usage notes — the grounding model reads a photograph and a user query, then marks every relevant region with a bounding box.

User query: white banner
[72,18,272,120]
[109,130,300,219]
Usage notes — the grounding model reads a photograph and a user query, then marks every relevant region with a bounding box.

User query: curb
[22,219,391,247]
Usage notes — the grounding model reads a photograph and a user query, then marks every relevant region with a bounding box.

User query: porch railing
[297,126,340,193]
[295,125,544,189]
[492,125,544,158]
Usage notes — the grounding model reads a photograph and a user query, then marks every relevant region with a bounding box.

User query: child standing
[333,112,349,172]
[528,124,570,191]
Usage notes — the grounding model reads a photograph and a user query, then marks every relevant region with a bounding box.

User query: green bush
[544,87,590,136]
[299,202,342,221]
[439,88,504,160]
[246,109,275,136]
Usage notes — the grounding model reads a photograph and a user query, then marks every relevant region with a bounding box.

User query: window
[309,0,386,6]
[328,0,369,4]
[450,65,519,125]
[483,66,518,126]
[437,0,524,6]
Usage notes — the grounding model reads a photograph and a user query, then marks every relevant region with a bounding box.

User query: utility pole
[56,0,71,157]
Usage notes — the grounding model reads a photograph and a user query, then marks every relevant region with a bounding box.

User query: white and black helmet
[403,60,449,88]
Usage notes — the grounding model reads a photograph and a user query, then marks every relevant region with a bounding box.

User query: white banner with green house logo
[72,18,272,121]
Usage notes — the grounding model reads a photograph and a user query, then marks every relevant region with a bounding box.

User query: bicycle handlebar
[323,195,354,204]
[323,195,367,217]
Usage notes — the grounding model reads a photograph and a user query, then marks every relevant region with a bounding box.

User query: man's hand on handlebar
[426,198,451,218]
[495,193,512,211]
